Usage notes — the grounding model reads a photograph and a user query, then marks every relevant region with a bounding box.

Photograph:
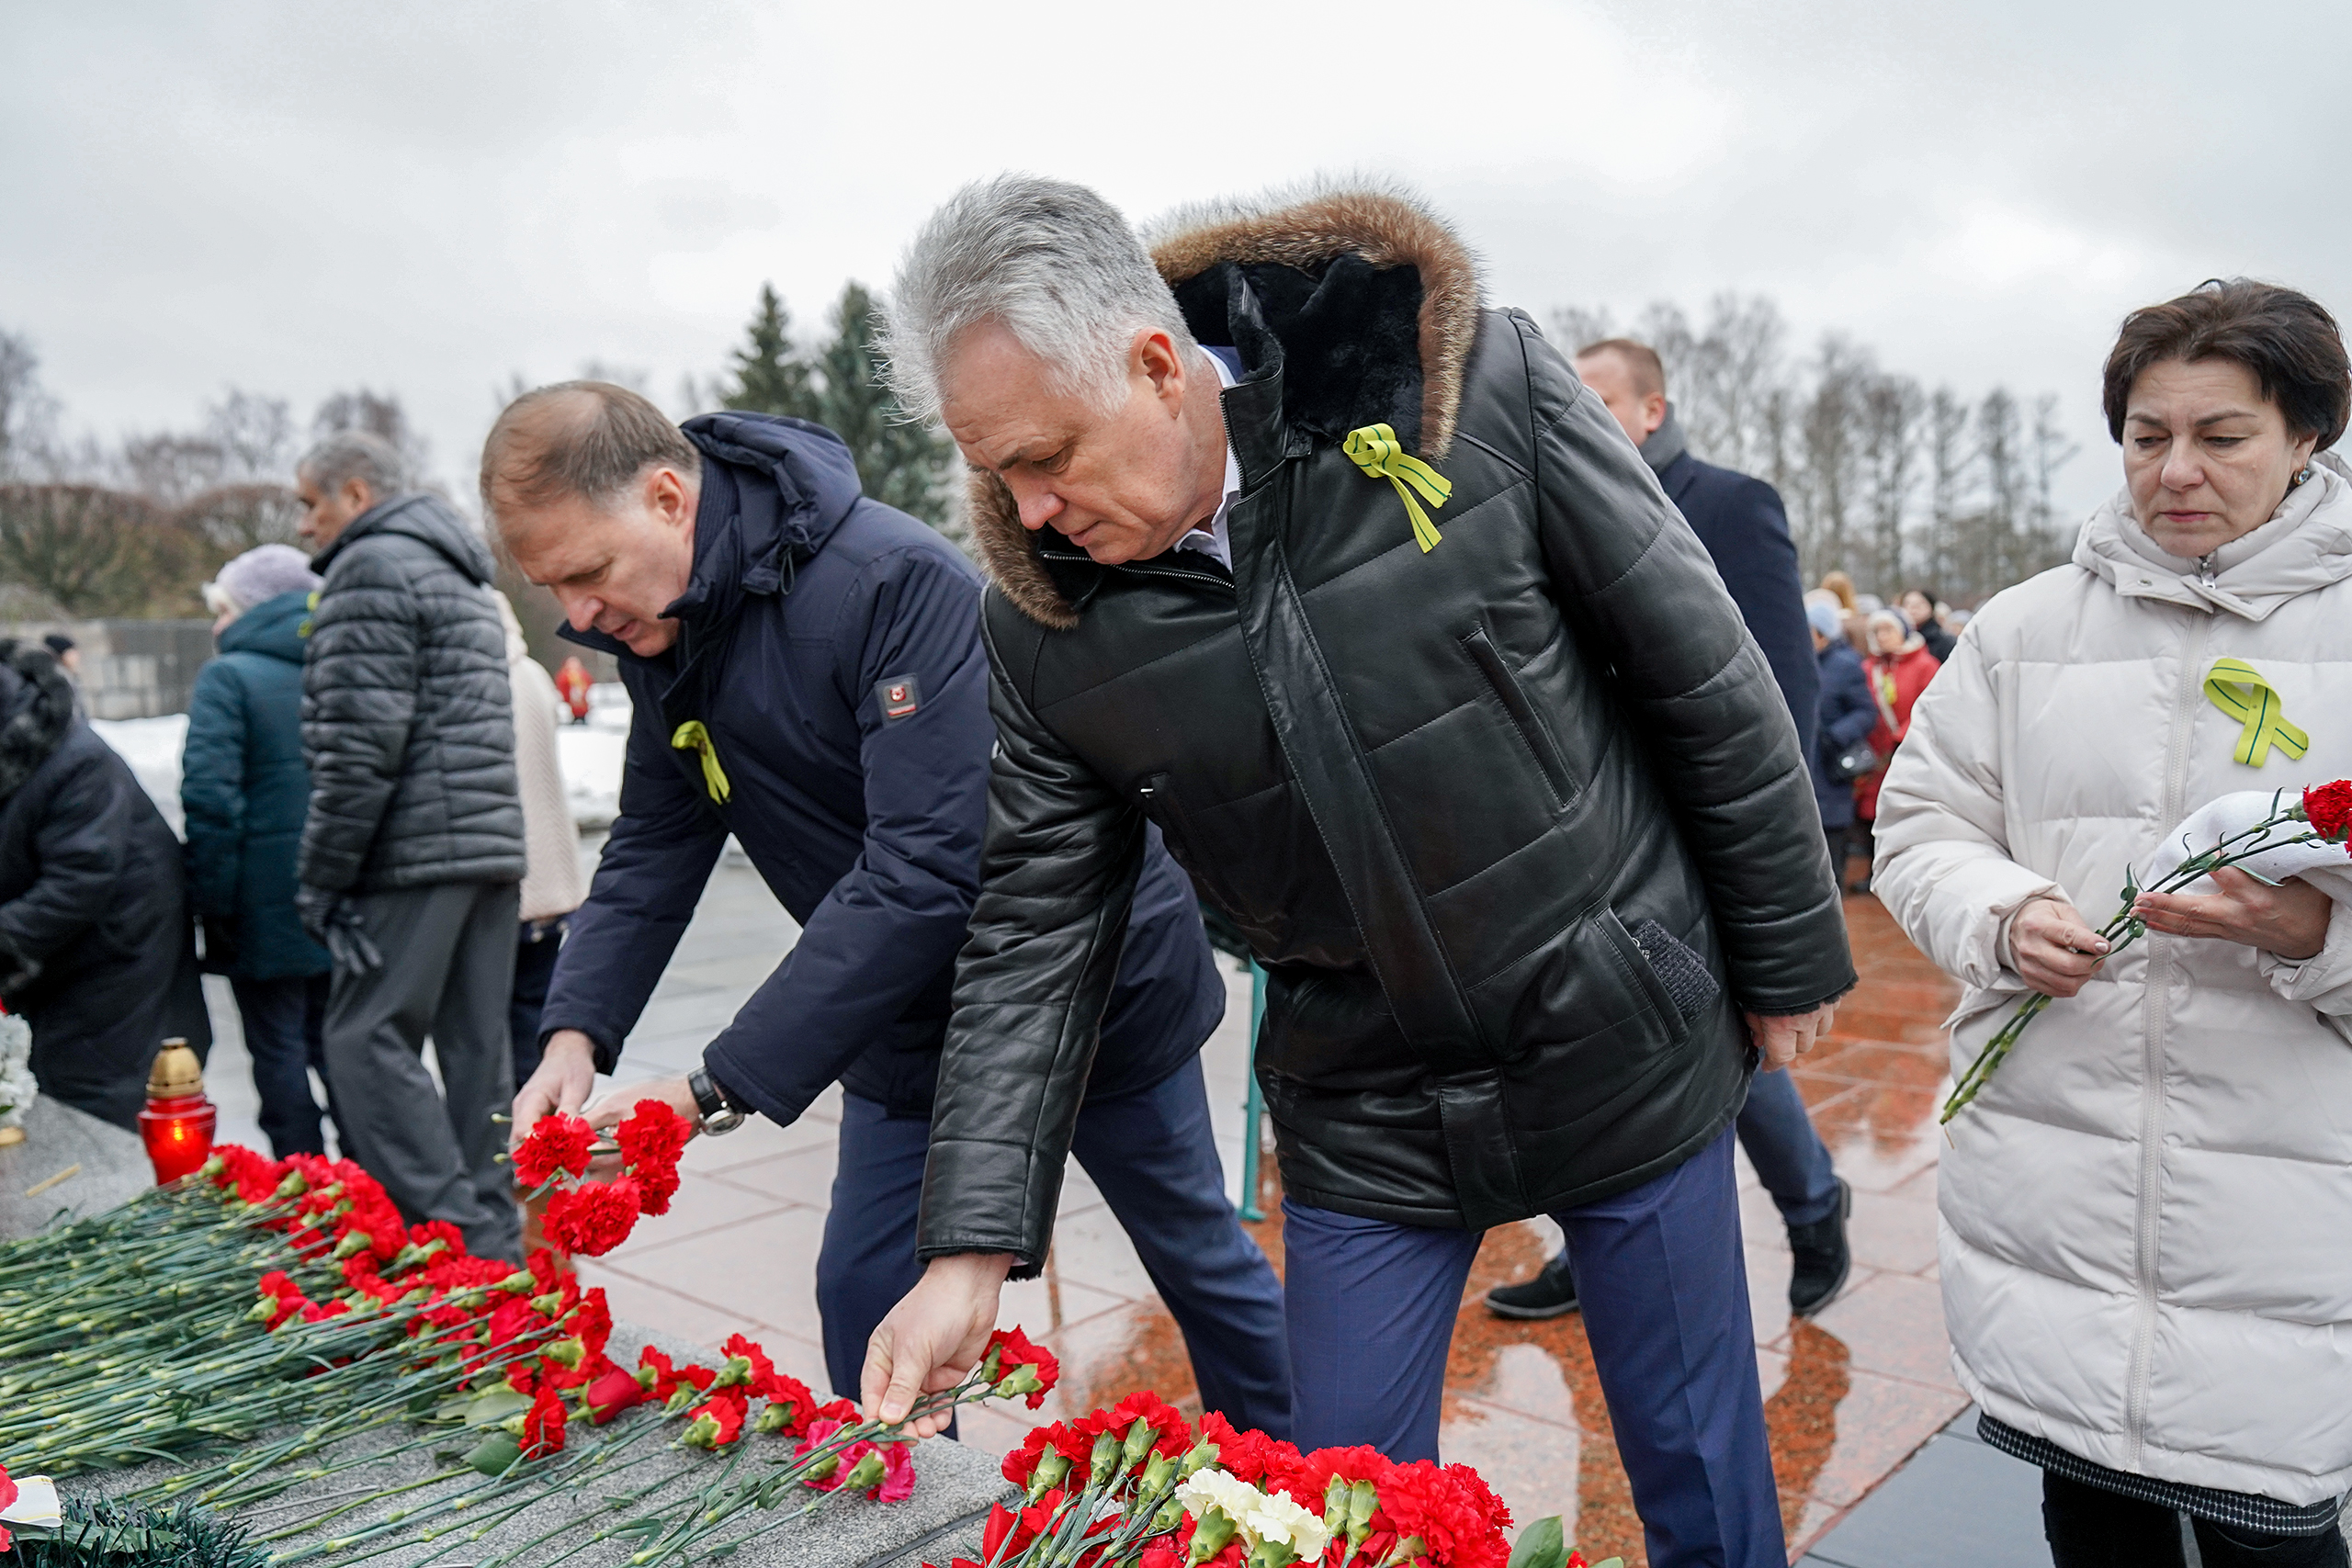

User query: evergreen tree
[811,282,951,527]
[723,283,819,422]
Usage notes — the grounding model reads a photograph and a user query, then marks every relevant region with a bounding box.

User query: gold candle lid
[146,1040,205,1099]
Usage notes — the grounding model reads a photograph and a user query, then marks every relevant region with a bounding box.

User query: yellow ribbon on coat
[672,720,732,804]
[1342,423,1453,553]
[2204,657,2310,767]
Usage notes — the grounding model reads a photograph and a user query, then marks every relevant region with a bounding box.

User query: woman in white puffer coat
[1876,280,2352,1567]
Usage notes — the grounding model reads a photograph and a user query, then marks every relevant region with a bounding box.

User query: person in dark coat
[1897,586,1957,662]
[1476,338,1856,1325]
[1809,601,1878,872]
[865,180,1852,1567]
[0,640,204,1127]
[186,544,335,1156]
[486,383,1288,1429]
[296,429,526,1260]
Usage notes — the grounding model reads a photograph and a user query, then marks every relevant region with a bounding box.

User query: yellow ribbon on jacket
[2204,657,2310,767]
[672,720,732,804]
[1342,423,1452,553]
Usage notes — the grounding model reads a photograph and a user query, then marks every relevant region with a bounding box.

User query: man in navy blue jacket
[1487,338,1854,1321]
[484,381,1287,1427]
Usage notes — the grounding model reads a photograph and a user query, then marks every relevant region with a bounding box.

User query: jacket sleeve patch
[875,673,922,721]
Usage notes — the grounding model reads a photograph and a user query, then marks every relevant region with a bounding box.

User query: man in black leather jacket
[862,178,1854,1568]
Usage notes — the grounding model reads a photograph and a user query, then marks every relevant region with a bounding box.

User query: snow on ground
[91,682,633,837]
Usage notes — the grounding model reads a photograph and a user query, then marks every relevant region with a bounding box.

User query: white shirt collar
[1172,349,1240,571]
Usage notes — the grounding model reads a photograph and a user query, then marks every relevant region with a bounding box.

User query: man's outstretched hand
[510,1030,598,1151]
[1746,1003,1838,1070]
[861,1252,1016,1438]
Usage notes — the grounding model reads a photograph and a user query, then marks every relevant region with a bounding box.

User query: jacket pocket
[1462,626,1578,810]
[1598,908,1719,1037]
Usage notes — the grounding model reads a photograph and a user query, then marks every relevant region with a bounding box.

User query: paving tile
[1043,1202,1159,1301]
[1802,1042,1951,1089]
[600,1202,833,1325]
[1847,1187,1940,1276]
[1803,1432,2047,1567]
[1804,1272,1962,1393]
[702,1143,845,1204]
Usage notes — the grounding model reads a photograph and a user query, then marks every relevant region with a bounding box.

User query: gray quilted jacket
[299,494,525,895]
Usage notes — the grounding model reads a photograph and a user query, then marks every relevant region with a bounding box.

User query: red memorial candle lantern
[138,1039,217,1184]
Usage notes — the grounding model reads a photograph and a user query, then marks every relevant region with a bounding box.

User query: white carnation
[1174,1467,1332,1564]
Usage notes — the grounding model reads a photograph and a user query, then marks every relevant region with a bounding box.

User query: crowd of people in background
[0,176,2345,1564]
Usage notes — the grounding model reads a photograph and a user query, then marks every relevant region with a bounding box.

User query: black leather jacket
[919,190,1853,1269]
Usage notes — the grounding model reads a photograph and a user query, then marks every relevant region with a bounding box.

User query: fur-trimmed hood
[967,183,1484,629]
[0,641,78,801]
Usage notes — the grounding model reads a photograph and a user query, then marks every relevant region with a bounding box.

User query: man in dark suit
[1487,337,1853,1320]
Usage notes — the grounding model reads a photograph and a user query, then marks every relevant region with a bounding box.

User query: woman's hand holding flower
[2132,865,2332,960]
[2010,897,2111,998]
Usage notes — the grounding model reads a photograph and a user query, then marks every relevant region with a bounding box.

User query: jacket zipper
[2124,609,2209,1465]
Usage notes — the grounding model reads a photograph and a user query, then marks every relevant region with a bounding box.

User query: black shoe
[1787,1178,1852,1317]
[1486,1251,1578,1319]
[1845,874,1872,896]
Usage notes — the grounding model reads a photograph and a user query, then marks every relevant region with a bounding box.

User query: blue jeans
[1738,1066,1841,1227]
[818,1056,1292,1436]
[508,919,567,1087]
[230,974,333,1158]
[1284,1127,1781,1568]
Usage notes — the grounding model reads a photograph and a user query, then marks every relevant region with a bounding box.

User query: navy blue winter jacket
[183,591,333,980]
[537,412,1222,1123]
[1812,639,1875,829]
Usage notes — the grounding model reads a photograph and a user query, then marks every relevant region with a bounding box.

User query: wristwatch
[688,1066,747,1135]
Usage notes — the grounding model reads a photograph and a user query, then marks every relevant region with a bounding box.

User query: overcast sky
[5,0,2346,527]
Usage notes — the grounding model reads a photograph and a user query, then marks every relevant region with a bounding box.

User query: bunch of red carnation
[511,1100,692,1256]
[947,1394,1533,1568]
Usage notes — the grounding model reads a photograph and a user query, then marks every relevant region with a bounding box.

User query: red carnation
[616,1100,691,1173]
[521,1384,567,1458]
[983,1325,1059,1408]
[1,1461,17,1553]
[684,1394,747,1449]
[513,1114,595,1189]
[542,1179,641,1257]
[1377,1461,1514,1568]
[1197,1410,1302,1489]
[2304,780,2352,844]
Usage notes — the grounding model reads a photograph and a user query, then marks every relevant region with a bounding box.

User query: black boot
[1788,1178,1853,1317]
[1485,1249,1578,1320]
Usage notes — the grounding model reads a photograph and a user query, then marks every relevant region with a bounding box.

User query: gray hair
[882,174,1194,422]
[298,429,406,503]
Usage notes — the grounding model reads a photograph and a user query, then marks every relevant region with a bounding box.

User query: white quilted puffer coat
[1874,453,2352,1507]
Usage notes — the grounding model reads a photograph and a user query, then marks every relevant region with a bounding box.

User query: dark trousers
[1738,1066,1841,1226]
[2041,1472,2348,1567]
[1285,1127,1781,1568]
[508,919,567,1087]
[322,882,521,1262]
[230,973,333,1157]
[816,1056,1291,1435]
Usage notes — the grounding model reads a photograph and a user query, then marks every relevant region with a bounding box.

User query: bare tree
[1860,374,1925,590]
[2031,393,2082,566]
[0,484,188,615]
[1791,335,1873,575]
[312,389,431,479]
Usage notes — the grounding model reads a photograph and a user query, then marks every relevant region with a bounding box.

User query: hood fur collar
[0,640,78,800]
[968,183,1483,630]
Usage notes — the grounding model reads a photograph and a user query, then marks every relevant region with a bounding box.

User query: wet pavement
[200,845,1969,1565]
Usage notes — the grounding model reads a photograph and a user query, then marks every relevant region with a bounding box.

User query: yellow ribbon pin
[1343,424,1452,553]
[672,720,732,804]
[2204,657,2310,767]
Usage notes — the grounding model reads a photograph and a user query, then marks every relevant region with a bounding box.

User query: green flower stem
[1941,818,2325,1122]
